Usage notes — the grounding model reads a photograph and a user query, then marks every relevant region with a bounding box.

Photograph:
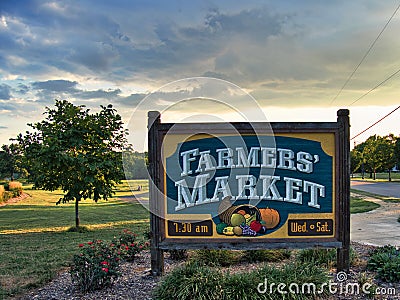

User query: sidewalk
[350,195,400,246]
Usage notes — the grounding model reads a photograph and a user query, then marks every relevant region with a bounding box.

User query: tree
[379,134,396,181]
[0,143,27,180]
[362,135,382,180]
[17,100,129,228]
[350,148,362,177]
[123,151,148,179]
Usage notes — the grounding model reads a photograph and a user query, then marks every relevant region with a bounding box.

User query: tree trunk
[75,198,80,228]
[389,169,392,182]
[373,170,376,180]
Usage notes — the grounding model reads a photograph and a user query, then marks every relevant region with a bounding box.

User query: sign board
[148,110,350,275]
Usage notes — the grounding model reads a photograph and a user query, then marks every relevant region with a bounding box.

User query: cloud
[0,126,8,129]
[31,80,78,93]
[0,84,12,100]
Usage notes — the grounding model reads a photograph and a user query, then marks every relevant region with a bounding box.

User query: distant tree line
[0,144,148,181]
[351,134,400,181]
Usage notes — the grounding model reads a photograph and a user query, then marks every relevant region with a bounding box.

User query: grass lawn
[351,172,400,182]
[0,180,149,299]
[350,194,380,214]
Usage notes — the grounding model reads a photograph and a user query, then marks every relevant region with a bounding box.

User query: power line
[330,2,400,105]
[348,67,400,106]
[350,105,400,140]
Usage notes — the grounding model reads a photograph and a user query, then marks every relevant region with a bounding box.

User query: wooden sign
[148,110,350,275]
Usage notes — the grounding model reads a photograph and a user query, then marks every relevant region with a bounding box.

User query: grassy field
[350,194,380,214]
[0,180,149,299]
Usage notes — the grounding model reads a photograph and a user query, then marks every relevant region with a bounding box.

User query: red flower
[139,245,143,249]
[101,261,109,265]
[78,243,84,247]
[102,267,109,273]
[88,241,93,245]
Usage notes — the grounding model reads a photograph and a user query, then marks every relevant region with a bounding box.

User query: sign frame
[148,110,350,275]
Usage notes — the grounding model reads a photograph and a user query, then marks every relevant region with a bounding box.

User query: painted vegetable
[216,222,228,234]
[223,226,235,235]
[259,208,280,229]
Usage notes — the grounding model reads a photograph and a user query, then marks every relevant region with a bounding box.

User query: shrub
[367,245,400,282]
[70,240,120,292]
[190,249,240,267]
[168,249,188,260]
[112,229,149,262]
[0,185,4,203]
[243,249,291,263]
[296,248,337,268]
[4,181,23,197]
[153,261,329,300]
[296,247,356,268]
[153,262,224,300]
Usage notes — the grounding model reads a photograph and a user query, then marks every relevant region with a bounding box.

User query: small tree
[18,100,129,228]
[0,143,27,180]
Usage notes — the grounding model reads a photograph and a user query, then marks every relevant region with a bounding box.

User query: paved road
[351,179,400,198]
[351,180,400,246]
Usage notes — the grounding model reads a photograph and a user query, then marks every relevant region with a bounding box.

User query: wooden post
[337,109,350,272]
[148,111,164,276]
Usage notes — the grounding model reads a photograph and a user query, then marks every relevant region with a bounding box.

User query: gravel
[14,242,400,300]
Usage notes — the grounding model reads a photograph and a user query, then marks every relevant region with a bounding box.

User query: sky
[1,0,400,151]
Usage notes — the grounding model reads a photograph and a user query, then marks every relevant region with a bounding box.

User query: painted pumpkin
[259,208,280,229]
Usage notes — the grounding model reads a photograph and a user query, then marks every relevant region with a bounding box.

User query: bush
[70,229,149,292]
[153,261,329,300]
[243,249,291,263]
[168,249,188,260]
[190,249,240,267]
[112,229,150,262]
[4,181,23,197]
[296,247,356,268]
[367,245,400,282]
[0,185,4,203]
[296,248,337,268]
[153,262,224,300]
[70,240,120,292]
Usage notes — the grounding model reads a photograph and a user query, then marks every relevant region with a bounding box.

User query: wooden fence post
[148,111,164,276]
[337,109,350,272]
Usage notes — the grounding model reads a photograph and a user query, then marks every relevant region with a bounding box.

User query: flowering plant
[70,240,120,292]
[112,229,150,262]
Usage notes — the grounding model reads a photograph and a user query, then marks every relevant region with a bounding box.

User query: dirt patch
[0,193,31,207]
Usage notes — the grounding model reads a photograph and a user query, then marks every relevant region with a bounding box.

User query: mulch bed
[14,242,400,300]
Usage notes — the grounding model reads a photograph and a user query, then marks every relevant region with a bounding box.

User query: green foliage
[70,240,120,292]
[353,134,397,180]
[296,248,357,268]
[123,151,148,179]
[168,249,188,260]
[111,229,150,262]
[190,249,241,267]
[243,249,291,263]
[296,248,337,268]
[153,262,224,300]
[153,261,329,300]
[367,245,400,282]
[17,100,129,227]
[350,195,380,214]
[0,143,27,180]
